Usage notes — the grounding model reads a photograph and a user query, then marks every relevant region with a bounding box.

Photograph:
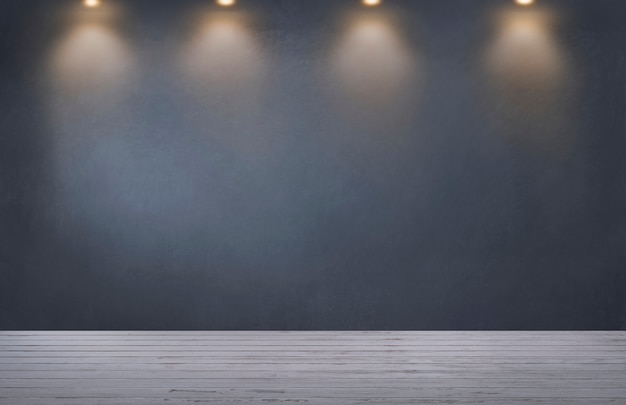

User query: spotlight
[84,0,100,7]
[362,0,382,6]
[217,0,236,6]
[515,0,535,6]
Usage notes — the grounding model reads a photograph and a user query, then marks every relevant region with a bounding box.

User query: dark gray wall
[0,0,624,330]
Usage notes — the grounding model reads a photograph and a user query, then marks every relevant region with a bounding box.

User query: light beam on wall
[487,10,565,85]
[46,3,138,244]
[50,24,134,99]
[484,7,575,154]
[180,10,268,109]
[47,4,136,129]
[325,10,421,129]
[49,4,134,101]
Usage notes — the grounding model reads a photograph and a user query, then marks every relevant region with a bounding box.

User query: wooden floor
[0,332,625,404]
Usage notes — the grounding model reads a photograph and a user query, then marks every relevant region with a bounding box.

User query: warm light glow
[181,11,268,109]
[48,19,136,130]
[484,9,574,154]
[50,24,135,95]
[84,0,100,7]
[516,0,535,6]
[363,0,382,6]
[217,0,236,6]
[486,11,564,87]
[326,11,420,129]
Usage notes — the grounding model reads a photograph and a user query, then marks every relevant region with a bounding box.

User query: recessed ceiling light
[362,0,382,7]
[217,0,236,6]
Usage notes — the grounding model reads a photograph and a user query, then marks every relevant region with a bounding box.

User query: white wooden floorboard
[1,332,625,405]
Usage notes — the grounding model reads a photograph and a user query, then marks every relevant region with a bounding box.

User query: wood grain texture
[1,332,625,405]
